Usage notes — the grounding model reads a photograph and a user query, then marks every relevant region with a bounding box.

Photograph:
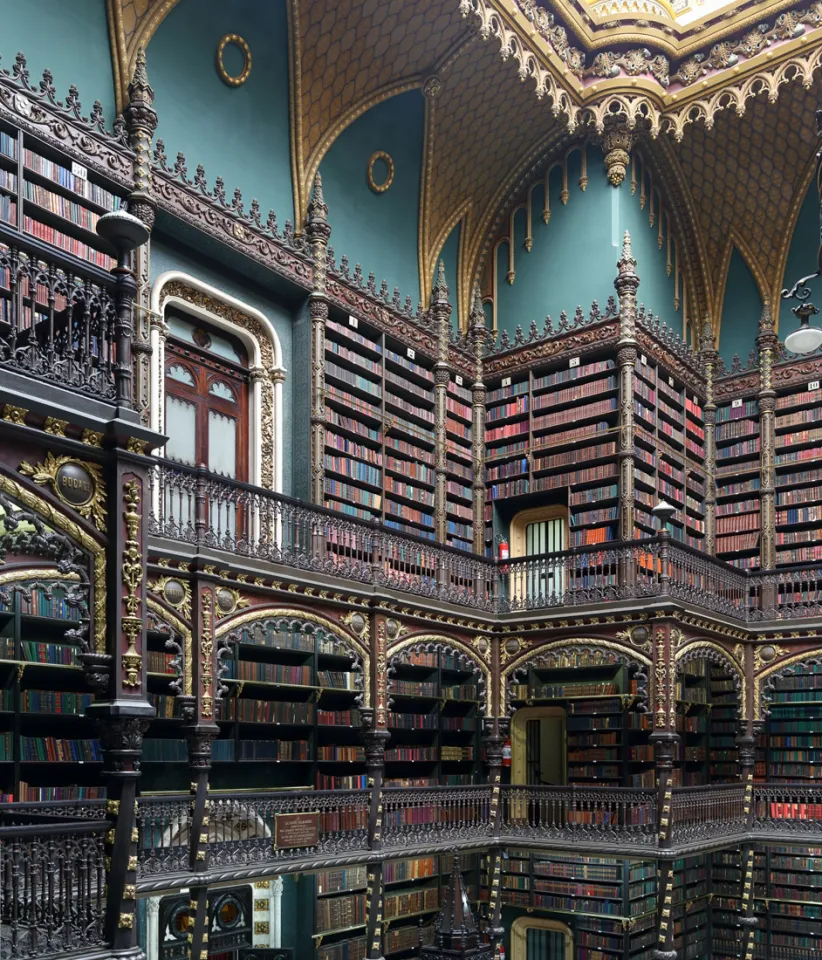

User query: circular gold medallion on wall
[367,151,394,194]
[216,34,252,87]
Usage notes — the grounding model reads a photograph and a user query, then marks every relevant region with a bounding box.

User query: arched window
[163,310,249,482]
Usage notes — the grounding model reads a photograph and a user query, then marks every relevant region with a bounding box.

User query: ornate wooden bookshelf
[386,648,482,787]
[0,580,102,802]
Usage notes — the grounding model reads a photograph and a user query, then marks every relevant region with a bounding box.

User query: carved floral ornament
[460,0,822,141]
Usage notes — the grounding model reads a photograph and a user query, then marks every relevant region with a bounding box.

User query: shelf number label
[668,376,675,387]
[569,356,580,368]
[71,161,88,180]
[640,354,647,365]
[502,376,512,387]
[348,315,359,329]
[810,381,820,391]
[732,399,743,409]
[455,375,464,386]
[407,347,415,360]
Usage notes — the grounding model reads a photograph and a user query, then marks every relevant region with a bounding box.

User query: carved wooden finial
[128,47,154,106]
[433,259,449,301]
[308,171,327,222]
[469,284,484,327]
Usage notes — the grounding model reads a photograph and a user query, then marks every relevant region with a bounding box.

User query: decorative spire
[432,259,449,304]
[308,171,328,225]
[421,853,491,959]
[759,297,775,335]
[618,231,636,277]
[127,48,154,108]
[469,284,485,329]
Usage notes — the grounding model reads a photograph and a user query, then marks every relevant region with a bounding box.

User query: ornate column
[757,301,777,575]
[469,287,488,556]
[653,861,678,960]
[123,48,158,427]
[86,447,154,954]
[481,715,508,955]
[615,233,639,584]
[431,262,453,544]
[305,173,331,505]
[650,619,678,852]
[146,897,161,960]
[176,579,220,960]
[699,317,718,555]
[271,876,284,948]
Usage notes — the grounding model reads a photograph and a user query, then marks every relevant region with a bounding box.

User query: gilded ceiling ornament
[367,151,394,194]
[19,453,106,532]
[600,123,637,188]
[422,76,442,99]
[216,34,252,87]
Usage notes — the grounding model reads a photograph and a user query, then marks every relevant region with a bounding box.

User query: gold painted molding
[147,596,192,697]
[510,916,573,960]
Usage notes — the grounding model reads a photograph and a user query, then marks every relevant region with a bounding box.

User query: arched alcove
[718,246,764,366]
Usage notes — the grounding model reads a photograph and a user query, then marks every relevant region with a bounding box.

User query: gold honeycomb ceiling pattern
[293,0,468,203]
[672,78,819,321]
[423,37,563,301]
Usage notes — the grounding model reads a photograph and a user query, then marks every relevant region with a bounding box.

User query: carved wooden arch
[501,638,651,716]
[758,648,822,721]
[676,639,745,718]
[215,607,370,708]
[386,633,491,717]
[147,596,190,698]
[0,468,106,655]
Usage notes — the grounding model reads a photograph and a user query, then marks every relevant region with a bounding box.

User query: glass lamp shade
[96,210,149,256]
[785,320,822,355]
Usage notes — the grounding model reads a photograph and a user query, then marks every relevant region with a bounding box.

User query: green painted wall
[147,0,294,223]
[494,149,681,338]
[281,874,313,956]
[321,91,425,309]
[0,0,115,125]
[781,182,821,341]
[718,248,763,365]
[150,237,297,495]
[436,221,461,326]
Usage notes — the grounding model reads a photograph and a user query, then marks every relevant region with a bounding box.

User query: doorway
[511,707,566,786]
[510,917,573,960]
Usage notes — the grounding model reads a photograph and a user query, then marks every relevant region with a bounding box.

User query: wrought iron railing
[669,784,748,843]
[0,819,109,959]
[149,462,495,610]
[148,461,822,621]
[382,785,493,845]
[753,784,822,832]
[499,784,656,844]
[0,237,118,402]
[138,789,370,876]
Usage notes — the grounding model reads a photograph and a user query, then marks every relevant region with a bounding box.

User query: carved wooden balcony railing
[753,784,822,833]
[149,461,496,610]
[0,235,119,403]
[498,784,657,845]
[669,784,748,844]
[0,818,109,959]
[382,785,493,846]
[138,789,370,877]
[148,461,822,621]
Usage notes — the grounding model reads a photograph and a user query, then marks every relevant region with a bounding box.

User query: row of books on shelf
[388,680,477,699]
[315,892,367,932]
[22,216,113,269]
[18,736,101,762]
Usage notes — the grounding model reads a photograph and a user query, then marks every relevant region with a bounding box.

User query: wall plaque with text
[274,812,319,849]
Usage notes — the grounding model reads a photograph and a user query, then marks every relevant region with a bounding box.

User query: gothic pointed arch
[715,232,769,365]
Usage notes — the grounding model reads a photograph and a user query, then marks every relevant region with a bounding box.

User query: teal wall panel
[436,220,461,326]
[718,247,763,365]
[781,182,820,340]
[0,0,115,124]
[493,149,681,339]
[321,91,424,309]
[150,237,297,495]
[147,0,294,223]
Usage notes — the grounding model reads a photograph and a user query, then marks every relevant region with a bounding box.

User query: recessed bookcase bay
[323,310,474,551]
[142,616,366,793]
[482,315,707,553]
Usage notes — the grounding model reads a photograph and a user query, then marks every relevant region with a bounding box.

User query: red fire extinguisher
[499,946,506,960]
[498,539,509,574]
[502,739,512,768]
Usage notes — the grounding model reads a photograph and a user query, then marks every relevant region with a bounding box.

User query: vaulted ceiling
[106,0,822,325]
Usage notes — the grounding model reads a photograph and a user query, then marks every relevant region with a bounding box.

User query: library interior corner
[5,1,822,959]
